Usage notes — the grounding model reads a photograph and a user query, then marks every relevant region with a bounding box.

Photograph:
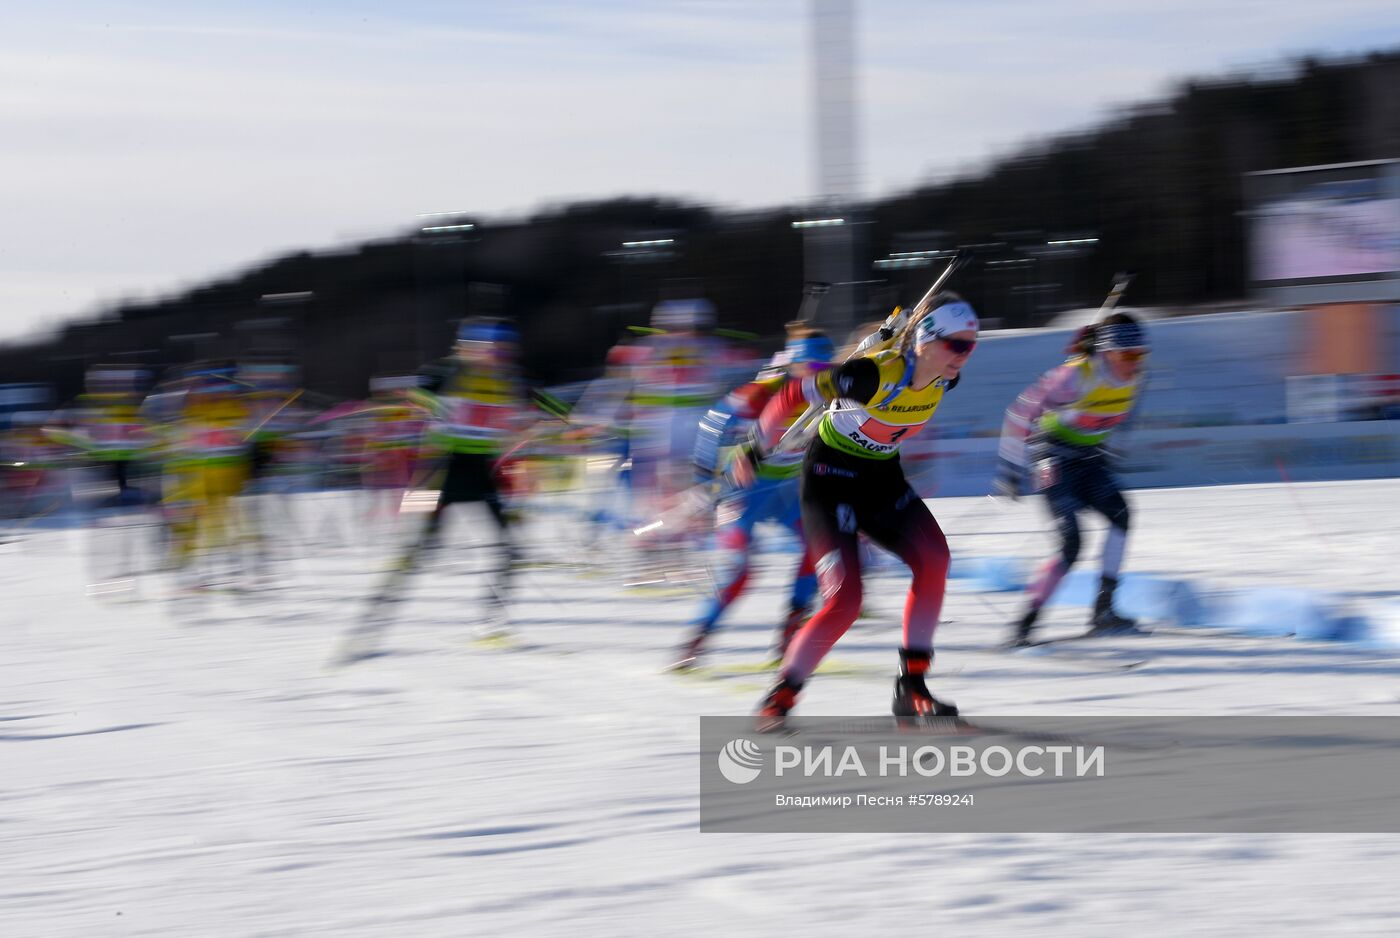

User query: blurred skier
[994,311,1151,646]
[154,365,254,588]
[237,359,306,571]
[344,317,529,651]
[624,298,751,528]
[672,327,835,669]
[43,365,160,590]
[755,294,981,732]
[239,360,303,494]
[1,411,65,519]
[361,374,428,530]
[47,365,157,510]
[416,318,529,613]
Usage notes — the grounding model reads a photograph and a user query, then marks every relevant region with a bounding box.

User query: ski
[1003,636,1149,670]
[670,658,888,680]
[467,629,564,654]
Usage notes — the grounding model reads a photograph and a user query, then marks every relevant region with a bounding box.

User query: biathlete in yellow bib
[159,369,253,576]
[754,294,981,732]
[994,312,1150,646]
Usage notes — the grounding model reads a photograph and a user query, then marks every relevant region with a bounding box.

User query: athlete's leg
[1079,457,1135,626]
[775,482,818,622]
[1020,456,1086,620]
[781,480,863,686]
[689,484,769,635]
[426,453,472,543]
[448,453,518,609]
[1080,458,1130,580]
[861,485,951,655]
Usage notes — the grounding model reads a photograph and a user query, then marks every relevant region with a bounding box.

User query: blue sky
[2,1,1398,340]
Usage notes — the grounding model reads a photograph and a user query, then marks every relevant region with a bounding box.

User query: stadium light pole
[805,0,863,336]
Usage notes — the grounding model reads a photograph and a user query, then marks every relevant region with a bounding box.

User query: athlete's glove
[723,443,761,490]
[992,458,1023,501]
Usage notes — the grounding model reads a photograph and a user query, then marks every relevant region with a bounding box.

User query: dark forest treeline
[3,50,1397,400]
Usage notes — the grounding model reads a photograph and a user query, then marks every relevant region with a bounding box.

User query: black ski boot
[755,675,803,733]
[891,649,959,719]
[668,630,708,671]
[1005,607,1040,649]
[1086,575,1148,636]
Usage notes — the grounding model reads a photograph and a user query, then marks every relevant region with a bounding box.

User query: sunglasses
[1110,348,1149,362]
[939,337,977,355]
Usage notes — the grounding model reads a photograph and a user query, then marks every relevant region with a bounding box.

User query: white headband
[915,301,980,346]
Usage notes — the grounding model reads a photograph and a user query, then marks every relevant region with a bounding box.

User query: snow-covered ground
[5,480,1400,937]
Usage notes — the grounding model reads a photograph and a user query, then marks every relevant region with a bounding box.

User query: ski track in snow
[4,481,1400,936]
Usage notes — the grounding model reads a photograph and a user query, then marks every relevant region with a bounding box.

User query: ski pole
[1097,272,1136,321]
[242,389,304,443]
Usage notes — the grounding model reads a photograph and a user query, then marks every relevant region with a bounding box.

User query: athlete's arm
[694,381,774,482]
[809,358,882,408]
[997,362,1084,471]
